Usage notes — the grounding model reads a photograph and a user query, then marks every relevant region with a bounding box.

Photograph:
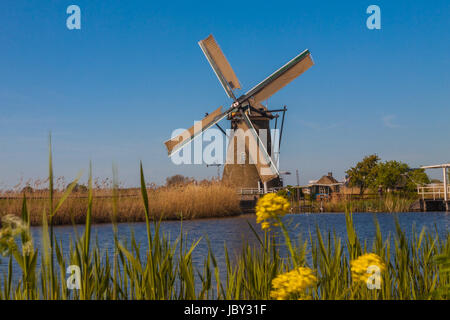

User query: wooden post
[444,167,449,211]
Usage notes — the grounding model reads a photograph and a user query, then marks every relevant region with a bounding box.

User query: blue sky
[0,0,449,188]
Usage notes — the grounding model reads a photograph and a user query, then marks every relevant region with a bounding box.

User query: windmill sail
[239,49,313,104]
[199,35,241,99]
[164,106,231,157]
[240,111,280,183]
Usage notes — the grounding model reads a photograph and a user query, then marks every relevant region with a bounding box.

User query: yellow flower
[261,221,270,230]
[350,253,386,284]
[1,215,26,236]
[270,267,317,300]
[255,193,290,230]
[0,215,28,256]
[22,240,34,256]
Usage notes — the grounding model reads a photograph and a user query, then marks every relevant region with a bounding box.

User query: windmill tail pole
[278,106,287,151]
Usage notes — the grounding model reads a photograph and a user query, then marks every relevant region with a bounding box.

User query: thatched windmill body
[164,35,314,190]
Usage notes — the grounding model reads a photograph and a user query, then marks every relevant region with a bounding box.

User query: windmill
[164,34,314,190]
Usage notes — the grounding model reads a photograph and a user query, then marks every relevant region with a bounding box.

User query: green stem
[276,216,298,269]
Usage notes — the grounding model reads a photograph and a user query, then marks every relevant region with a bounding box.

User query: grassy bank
[322,195,417,213]
[0,183,241,226]
[292,195,417,213]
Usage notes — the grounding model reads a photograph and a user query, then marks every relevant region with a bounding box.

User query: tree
[371,160,409,192]
[406,168,430,191]
[346,154,380,195]
[67,183,88,193]
[370,161,429,193]
[21,186,34,194]
[165,175,194,187]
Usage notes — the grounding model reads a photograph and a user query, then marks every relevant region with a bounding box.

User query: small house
[308,172,342,199]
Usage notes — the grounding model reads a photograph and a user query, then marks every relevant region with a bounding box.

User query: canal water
[1,212,449,286]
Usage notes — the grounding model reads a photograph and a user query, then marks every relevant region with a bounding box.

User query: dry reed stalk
[0,183,241,225]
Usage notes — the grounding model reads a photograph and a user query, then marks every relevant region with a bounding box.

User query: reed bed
[0,183,241,226]
[0,145,449,300]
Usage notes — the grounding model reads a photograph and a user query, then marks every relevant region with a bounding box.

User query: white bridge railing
[417,184,450,200]
[238,187,284,195]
